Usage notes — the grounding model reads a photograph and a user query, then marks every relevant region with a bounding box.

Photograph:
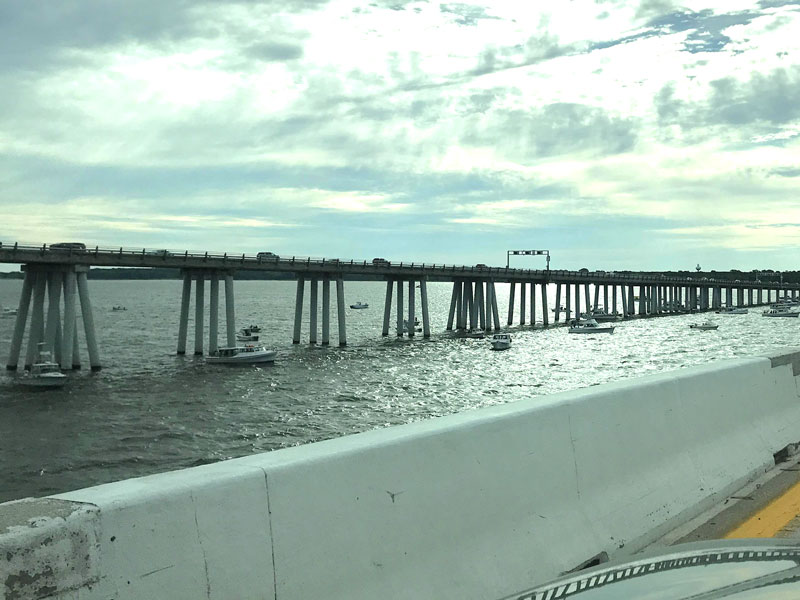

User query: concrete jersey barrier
[3,349,800,600]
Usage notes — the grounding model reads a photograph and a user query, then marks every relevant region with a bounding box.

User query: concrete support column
[620,286,628,318]
[194,278,204,355]
[446,282,458,331]
[336,279,347,347]
[490,282,501,330]
[758,289,763,304]
[476,282,485,330]
[484,282,492,331]
[293,278,304,344]
[408,280,416,338]
[565,284,572,321]
[603,285,609,314]
[60,271,77,370]
[519,282,526,325]
[44,272,62,357]
[748,288,753,306]
[530,282,536,326]
[612,285,617,316]
[71,319,81,370]
[458,281,468,330]
[25,272,47,368]
[507,282,516,326]
[209,274,219,354]
[420,279,431,338]
[455,281,464,330]
[638,285,646,315]
[466,281,476,331]
[541,284,549,326]
[322,279,331,346]
[224,275,235,348]
[554,284,562,322]
[396,280,404,336]
[584,284,591,316]
[382,280,393,336]
[593,285,600,311]
[6,270,34,370]
[76,271,100,370]
[309,279,318,345]
[574,283,581,320]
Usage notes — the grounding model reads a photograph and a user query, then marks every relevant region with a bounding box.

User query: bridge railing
[0,242,790,287]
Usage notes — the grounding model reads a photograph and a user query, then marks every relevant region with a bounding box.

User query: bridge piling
[209,275,219,355]
[408,280,416,338]
[490,281,501,330]
[554,284,562,322]
[322,279,330,346]
[293,278,304,344]
[224,274,235,347]
[6,270,33,370]
[507,282,516,326]
[336,278,347,346]
[76,271,100,370]
[419,279,431,338]
[465,280,474,330]
[44,272,62,360]
[25,271,47,369]
[519,282,526,325]
[309,279,318,345]
[584,282,590,317]
[541,283,549,326]
[177,274,191,354]
[445,282,457,331]
[382,280,393,336]
[396,280,404,336]
[530,282,536,326]
[60,271,77,370]
[194,278,204,355]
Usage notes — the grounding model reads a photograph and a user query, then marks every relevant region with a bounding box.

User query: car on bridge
[257,251,279,261]
[372,257,389,265]
[146,249,172,257]
[475,263,489,269]
[50,242,86,252]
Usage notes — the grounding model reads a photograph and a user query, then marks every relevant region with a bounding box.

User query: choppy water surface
[0,279,794,502]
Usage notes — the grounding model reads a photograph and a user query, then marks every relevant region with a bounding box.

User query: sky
[1,0,799,271]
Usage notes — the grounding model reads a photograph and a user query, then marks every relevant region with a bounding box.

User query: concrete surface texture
[3,348,800,600]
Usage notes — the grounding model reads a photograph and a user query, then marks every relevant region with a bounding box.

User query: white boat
[489,333,511,350]
[1,307,17,317]
[568,318,615,334]
[582,309,619,322]
[689,321,719,330]
[236,328,259,341]
[350,302,369,309]
[206,345,277,364]
[465,329,486,339]
[18,344,67,388]
[715,307,748,314]
[763,307,799,317]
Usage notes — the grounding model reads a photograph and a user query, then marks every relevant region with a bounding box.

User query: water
[0,279,794,503]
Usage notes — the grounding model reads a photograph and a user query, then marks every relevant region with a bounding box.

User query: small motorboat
[111,305,127,311]
[568,318,615,334]
[582,309,619,322]
[465,329,486,339]
[489,333,511,350]
[236,328,259,341]
[350,302,369,309]
[18,343,67,388]
[689,321,719,330]
[247,325,261,333]
[403,318,422,333]
[206,345,277,365]
[1,307,17,317]
[716,307,748,314]
[763,307,799,317]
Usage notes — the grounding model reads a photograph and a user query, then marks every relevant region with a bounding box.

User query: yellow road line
[726,479,800,538]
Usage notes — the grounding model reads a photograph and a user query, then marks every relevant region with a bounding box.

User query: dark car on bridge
[49,242,86,252]
[257,251,279,261]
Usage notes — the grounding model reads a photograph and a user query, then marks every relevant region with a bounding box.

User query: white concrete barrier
[3,349,800,600]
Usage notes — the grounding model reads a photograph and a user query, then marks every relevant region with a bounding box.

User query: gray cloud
[464,103,638,159]
[439,4,499,27]
[243,41,304,62]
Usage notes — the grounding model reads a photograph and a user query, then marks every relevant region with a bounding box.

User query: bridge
[2,241,797,371]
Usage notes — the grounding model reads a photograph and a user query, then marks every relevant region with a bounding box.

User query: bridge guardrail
[0,242,792,287]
